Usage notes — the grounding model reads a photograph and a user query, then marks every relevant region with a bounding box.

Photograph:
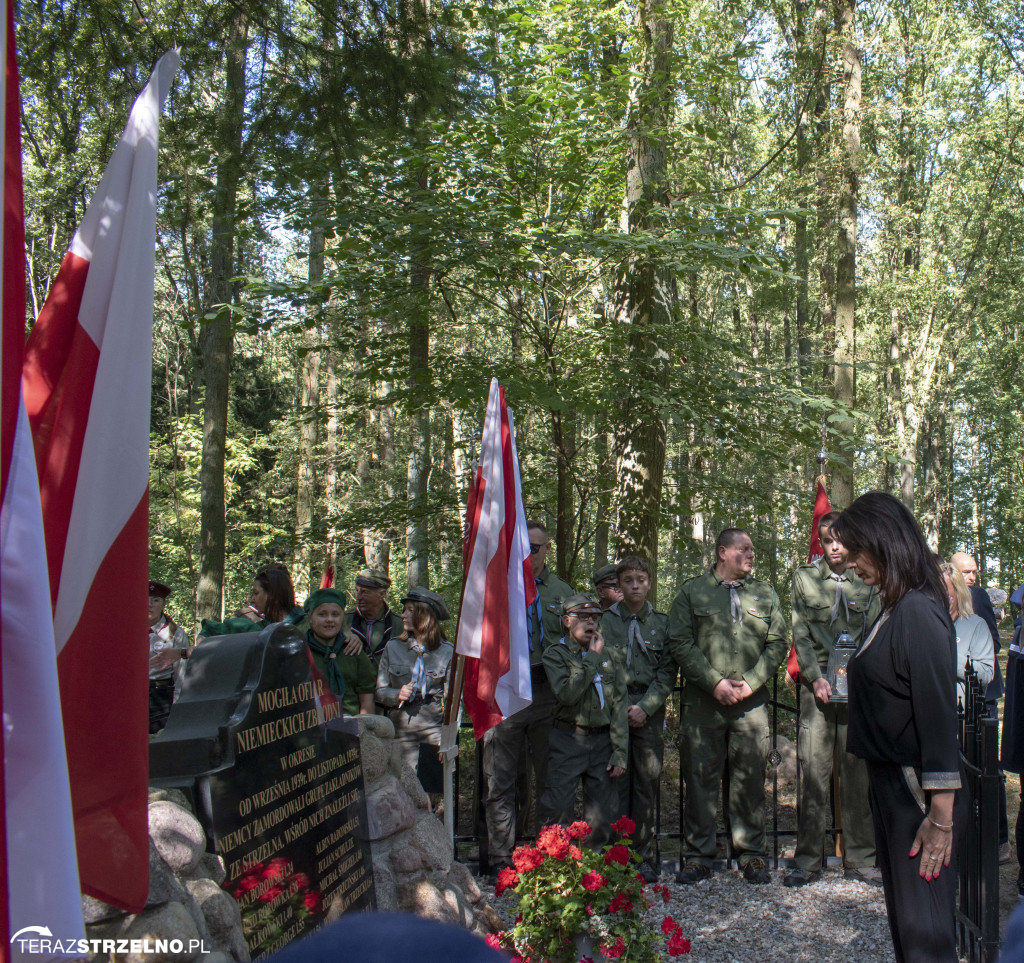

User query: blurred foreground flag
[1,0,85,952]
[21,48,179,911]
[456,379,534,739]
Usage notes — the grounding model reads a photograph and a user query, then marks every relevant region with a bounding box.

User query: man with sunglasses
[538,593,627,847]
[480,520,574,874]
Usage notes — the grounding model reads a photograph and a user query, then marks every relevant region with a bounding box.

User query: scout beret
[304,587,347,614]
[355,569,391,589]
[401,586,452,621]
[149,581,172,599]
[562,593,602,616]
[592,564,618,587]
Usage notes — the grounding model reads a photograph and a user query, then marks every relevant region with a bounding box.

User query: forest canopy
[18,0,1024,627]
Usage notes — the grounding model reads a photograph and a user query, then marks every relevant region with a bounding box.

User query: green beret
[562,593,602,616]
[401,586,451,621]
[354,569,391,589]
[591,564,618,588]
[304,587,347,614]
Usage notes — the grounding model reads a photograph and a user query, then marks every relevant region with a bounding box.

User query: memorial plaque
[151,625,375,958]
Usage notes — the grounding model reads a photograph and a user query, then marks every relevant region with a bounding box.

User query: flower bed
[487,817,691,962]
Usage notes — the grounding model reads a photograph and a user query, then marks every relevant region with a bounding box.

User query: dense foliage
[18,0,1024,629]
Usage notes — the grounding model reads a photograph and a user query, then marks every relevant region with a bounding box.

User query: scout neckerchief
[560,637,604,708]
[717,574,744,624]
[351,604,396,658]
[409,639,428,700]
[828,570,851,626]
[613,601,655,668]
[528,576,544,651]
[305,629,348,701]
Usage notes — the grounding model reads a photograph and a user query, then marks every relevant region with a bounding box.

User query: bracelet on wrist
[927,814,953,831]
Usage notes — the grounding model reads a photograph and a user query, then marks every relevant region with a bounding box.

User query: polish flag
[1,2,86,949]
[456,379,534,739]
[21,50,180,911]
[788,479,832,683]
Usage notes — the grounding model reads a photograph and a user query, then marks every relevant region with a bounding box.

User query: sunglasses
[529,543,546,555]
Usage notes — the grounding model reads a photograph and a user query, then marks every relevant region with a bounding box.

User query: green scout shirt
[342,605,404,663]
[307,637,377,716]
[600,601,677,717]
[668,567,788,695]
[791,559,882,684]
[542,638,628,770]
[529,566,575,666]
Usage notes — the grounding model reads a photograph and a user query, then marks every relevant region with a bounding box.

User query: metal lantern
[824,631,856,703]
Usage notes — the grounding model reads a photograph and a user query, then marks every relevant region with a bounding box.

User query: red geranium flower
[581,870,608,892]
[608,893,633,914]
[569,845,583,860]
[604,845,630,866]
[611,815,636,836]
[566,820,593,840]
[667,933,692,955]
[485,934,502,949]
[537,825,571,860]
[513,846,545,873]
[495,867,520,896]
[662,916,679,936]
[585,904,594,916]
[601,938,626,959]
[579,957,594,963]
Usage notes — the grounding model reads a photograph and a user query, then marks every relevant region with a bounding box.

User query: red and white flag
[2,1,86,949]
[21,49,179,911]
[456,379,534,739]
[787,478,833,683]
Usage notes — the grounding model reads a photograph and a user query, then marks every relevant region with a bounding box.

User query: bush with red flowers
[489,820,691,962]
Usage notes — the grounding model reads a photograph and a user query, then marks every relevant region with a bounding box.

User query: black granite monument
[150,624,375,958]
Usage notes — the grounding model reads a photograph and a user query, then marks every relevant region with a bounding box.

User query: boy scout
[785,512,882,887]
[668,528,788,884]
[600,555,676,880]
[538,593,627,847]
[481,520,573,872]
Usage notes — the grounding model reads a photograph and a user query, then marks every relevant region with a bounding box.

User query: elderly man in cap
[149,580,190,734]
[538,593,627,847]
[340,568,404,664]
[593,563,623,610]
[377,586,454,792]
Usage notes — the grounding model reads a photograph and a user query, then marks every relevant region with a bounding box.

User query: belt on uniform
[149,677,175,689]
[552,720,609,735]
[627,685,647,695]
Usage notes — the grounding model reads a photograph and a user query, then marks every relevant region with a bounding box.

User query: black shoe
[742,858,771,884]
[676,862,713,884]
[638,861,659,883]
[783,868,819,888]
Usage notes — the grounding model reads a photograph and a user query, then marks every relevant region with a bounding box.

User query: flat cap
[401,586,452,621]
[561,593,602,616]
[592,564,618,588]
[149,580,172,599]
[355,569,391,589]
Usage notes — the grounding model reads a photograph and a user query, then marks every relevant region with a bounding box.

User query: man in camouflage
[669,528,788,885]
[785,511,882,887]
[601,555,676,880]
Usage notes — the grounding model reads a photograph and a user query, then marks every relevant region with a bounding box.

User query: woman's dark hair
[404,601,442,651]
[255,563,295,623]
[831,491,945,607]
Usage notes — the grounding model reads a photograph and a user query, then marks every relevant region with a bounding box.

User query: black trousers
[149,678,174,734]
[867,762,962,963]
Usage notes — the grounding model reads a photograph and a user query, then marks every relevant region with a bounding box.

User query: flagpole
[440,654,465,848]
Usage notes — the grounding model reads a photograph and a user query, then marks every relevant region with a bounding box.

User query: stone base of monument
[81,790,249,963]
[357,714,501,936]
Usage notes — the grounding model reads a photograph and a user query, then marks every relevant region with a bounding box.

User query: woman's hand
[397,682,415,704]
[909,795,955,881]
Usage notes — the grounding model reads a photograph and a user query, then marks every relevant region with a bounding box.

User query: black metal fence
[956,662,1002,963]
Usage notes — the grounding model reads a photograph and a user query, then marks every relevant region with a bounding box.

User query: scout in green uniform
[338,569,404,664]
[481,520,574,872]
[600,556,676,880]
[302,588,377,716]
[538,593,628,847]
[593,563,623,610]
[784,512,882,887]
[668,528,788,884]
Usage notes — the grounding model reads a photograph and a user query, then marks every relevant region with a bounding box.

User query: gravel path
[480,866,972,962]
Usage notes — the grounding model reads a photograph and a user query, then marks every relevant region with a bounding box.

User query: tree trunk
[832,0,860,508]
[196,11,248,620]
